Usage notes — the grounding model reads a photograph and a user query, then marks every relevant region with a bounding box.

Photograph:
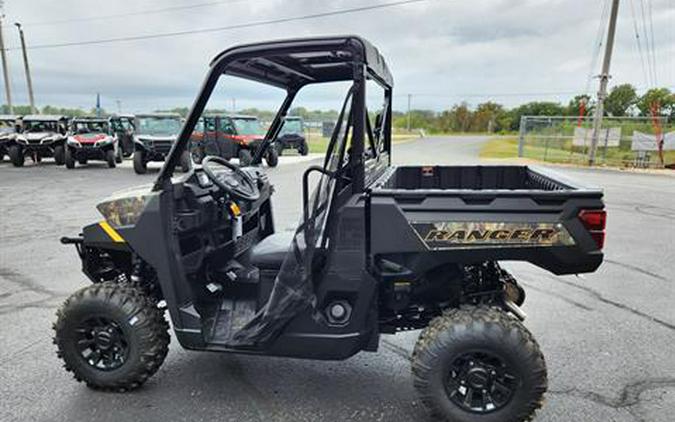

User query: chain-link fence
[517,115,674,168]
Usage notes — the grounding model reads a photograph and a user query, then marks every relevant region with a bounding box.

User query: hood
[136,135,177,142]
[233,134,264,144]
[72,133,110,144]
[25,132,56,141]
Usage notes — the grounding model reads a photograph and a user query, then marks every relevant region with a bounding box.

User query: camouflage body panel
[96,184,155,228]
[412,221,575,250]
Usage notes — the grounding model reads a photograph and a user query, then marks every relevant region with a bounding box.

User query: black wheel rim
[75,316,129,371]
[445,351,519,413]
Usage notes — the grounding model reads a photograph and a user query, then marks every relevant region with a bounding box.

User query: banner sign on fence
[631,131,675,151]
[572,127,621,147]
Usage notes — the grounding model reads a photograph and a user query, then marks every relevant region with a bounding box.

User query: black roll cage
[155,35,393,193]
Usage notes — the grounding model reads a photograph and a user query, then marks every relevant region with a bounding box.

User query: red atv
[190,114,278,167]
[65,118,122,168]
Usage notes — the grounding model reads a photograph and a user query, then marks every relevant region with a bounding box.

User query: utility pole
[0,2,13,114]
[15,22,36,114]
[231,98,236,113]
[116,99,122,113]
[589,0,620,165]
[406,93,411,132]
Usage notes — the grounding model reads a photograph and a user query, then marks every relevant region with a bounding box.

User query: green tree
[565,94,593,117]
[508,101,565,130]
[471,101,505,132]
[605,84,637,116]
[637,88,674,117]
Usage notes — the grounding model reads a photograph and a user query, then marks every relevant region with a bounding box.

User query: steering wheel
[201,156,260,201]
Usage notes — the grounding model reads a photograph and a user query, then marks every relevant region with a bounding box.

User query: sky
[1,0,673,113]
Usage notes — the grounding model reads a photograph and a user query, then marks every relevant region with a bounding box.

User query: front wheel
[53,145,65,165]
[115,146,123,163]
[238,149,252,166]
[53,282,170,391]
[179,150,191,172]
[8,145,24,167]
[106,149,116,168]
[65,147,76,169]
[298,141,309,156]
[266,146,279,167]
[412,306,547,422]
[133,150,147,174]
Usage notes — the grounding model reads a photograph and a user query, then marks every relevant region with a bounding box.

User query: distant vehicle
[132,113,188,174]
[8,115,68,167]
[0,115,20,163]
[109,114,135,158]
[275,116,308,156]
[189,114,278,167]
[65,118,121,169]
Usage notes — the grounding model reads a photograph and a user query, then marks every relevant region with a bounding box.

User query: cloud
[1,0,673,112]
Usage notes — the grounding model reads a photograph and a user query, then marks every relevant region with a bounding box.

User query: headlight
[67,138,81,147]
[17,136,27,144]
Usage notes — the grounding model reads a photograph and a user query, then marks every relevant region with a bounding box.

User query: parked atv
[275,116,308,156]
[55,36,606,422]
[189,114,278,167]
[132,113,189,174]
[8,115,68,167]
[109,114,135,158]
[65,118,122,169]
[0,114,20,163]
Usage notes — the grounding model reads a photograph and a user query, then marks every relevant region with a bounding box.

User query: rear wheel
[266,146,279,167]
[238,149,252,166]
[106,149,116,168]
[53,282,169,391]
[412,306,547,422]
[65,147,76,169]
[53,145,65,165]
[8,145,24,167]
[133,150,147,174]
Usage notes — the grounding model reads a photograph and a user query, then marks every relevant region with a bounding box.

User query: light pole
[0,1,12,113]
[589,0,620,165]
[15,22,36,114]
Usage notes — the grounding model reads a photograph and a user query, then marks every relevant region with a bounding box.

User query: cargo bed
[367,165,605,274]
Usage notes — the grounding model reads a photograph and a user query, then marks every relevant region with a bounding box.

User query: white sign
[631,131,675,151]
[572,127,621,147]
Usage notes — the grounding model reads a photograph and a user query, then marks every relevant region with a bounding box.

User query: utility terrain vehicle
[190,114,279,167]
[66,118,122,169]
[0,115,20,162]
[55,36,606,422]
[8,115,68,166]
[109,114,135,158]
[132,113,189,174]
[275,116,308,155]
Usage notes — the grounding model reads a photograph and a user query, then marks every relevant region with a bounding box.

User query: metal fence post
[518,116,526,157]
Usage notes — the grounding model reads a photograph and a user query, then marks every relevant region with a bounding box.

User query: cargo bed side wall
[369,189,604,275]
[379,166,571,191]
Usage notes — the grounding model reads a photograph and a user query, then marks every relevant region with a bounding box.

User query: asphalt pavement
[0,136,673,422]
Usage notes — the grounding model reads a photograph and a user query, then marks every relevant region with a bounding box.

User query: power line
[647,0,658,85]
[5,0,431,51]
[21,0,252,27]
[629,0,649,87]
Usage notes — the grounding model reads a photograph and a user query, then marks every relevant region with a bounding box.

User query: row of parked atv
[0,113,309,173]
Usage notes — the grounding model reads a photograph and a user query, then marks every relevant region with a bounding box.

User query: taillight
[578,209,606,249]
